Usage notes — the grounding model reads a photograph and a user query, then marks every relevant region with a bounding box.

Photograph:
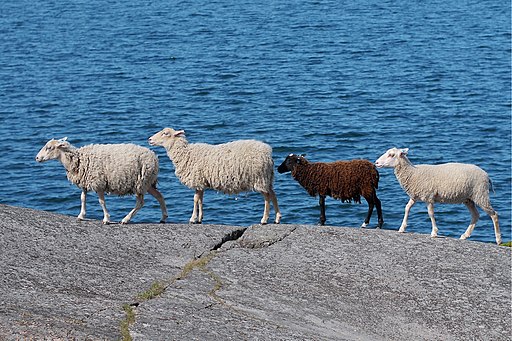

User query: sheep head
[375,147,409,168]
[277,153,308,173]
[35,137,73,163]
[149,128,186,149]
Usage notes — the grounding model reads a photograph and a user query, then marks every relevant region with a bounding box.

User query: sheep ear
[400,148,409,155]
[174,130,186,137]
[56,137,69,147]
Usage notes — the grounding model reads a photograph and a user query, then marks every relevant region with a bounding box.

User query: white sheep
[148,128,281,225]
[375,147,501,245]
[35,137,168,224]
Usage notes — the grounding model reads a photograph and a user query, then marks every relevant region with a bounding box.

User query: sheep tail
[489,177,495,194]
[374,166,379,190]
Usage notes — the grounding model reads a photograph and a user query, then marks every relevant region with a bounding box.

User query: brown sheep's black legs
[362,196,374,228]
[319,195,326,225]
[363,191,384,228]
[374,192,384,228]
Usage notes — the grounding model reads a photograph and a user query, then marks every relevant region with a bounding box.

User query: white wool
[395,157,493,209]
[166,137,274,195]
[375,147,501,244]
[149,128,281,224]
[63,143,159,196]
[36,139,168,224]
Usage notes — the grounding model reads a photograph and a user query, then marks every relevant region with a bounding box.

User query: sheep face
[277,154,308,173]
[35,138,71,163]
[375,148,409,168]
[148,128,185,149]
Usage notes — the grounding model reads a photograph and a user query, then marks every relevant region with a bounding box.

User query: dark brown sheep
[277,154,383,227]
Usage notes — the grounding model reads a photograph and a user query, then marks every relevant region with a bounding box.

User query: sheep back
[172,139,274,195]
[396,162,492,204]
[292,159,378,203]
[67,144,159,195]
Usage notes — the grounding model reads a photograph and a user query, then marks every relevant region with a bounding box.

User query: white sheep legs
[261,189,281,225]
[98,191,111,224]
[460,200,502,245]
[77,190,87,221]
[77,190,166,225]
[188,189,281,225]
[189,190,204,224]
[400,198,502,245]
[76,190,112,224]
[147,187,168,223]
[490,213,501,245]
[460,200,479,241]
[400,200,439,238]
[427,203,439,238]
[121,193,144,224]
[398,198,415,233]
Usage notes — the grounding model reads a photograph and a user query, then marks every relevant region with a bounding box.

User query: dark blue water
[1,0,510,243]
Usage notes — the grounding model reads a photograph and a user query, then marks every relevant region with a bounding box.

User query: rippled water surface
[1,0,510,243]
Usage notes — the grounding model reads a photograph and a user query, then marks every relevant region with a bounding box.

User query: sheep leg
[97,191,111,225]
[260,192,271,225]
[427,202,438,238]
[197,190,204,224]
[374,192,384,228]
[190,190,203,224]
[490,212,501,245]
[319,195,326,226]
[361,195,374,228]
[399,198,415,233]
[77,190,87,221]
[269,188,281,224]
[121,194,144,224]
[480,205,501,245]
[460,200,479,241]
[148,187,168,223]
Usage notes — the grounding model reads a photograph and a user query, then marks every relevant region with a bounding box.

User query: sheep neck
[165,137,191,166]
[291,164,309,186]
[394,156,416,193]
[58,148,79,174]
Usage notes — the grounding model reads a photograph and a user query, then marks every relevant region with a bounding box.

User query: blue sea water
[0,0,510,244]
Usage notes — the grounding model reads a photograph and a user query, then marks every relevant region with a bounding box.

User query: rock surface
[0,204,510,340]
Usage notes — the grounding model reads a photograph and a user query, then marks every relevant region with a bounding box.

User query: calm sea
[1,0,510,243]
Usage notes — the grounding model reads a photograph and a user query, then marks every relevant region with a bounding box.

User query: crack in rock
[230,224,297,250]
[210,227,248,251]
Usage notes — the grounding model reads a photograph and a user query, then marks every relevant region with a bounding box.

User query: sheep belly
[407,163,488,203]
[78,145,158,195]
[176,140,273,194]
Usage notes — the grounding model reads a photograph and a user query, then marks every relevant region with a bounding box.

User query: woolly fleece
[282,157,379,203]
[160,135,275,195]
[394,156,494,210]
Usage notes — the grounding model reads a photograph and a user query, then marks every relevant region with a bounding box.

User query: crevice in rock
[210,227,248,251]
[236,224,297,249]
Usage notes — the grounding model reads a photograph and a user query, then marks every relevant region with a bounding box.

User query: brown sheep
[277,154,383,227]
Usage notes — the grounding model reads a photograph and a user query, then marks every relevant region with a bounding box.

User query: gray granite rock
[0,204,245,340]
[0,205,510,340]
